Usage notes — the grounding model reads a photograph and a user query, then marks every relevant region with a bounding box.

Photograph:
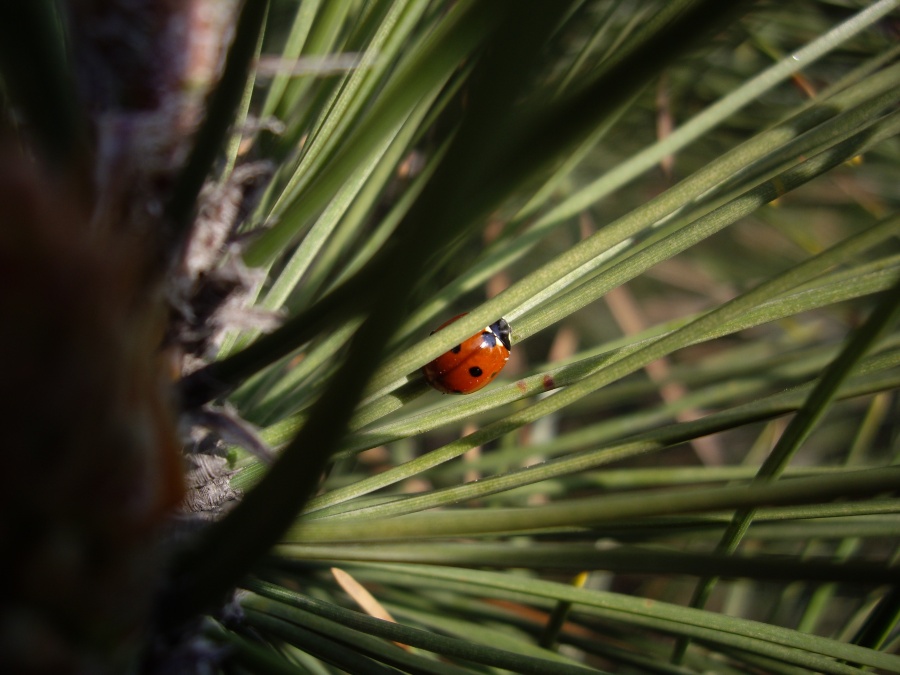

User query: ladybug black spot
[451,344,462,354]
[469,366,483,377]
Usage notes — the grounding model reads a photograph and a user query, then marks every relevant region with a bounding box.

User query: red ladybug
[423,313,511,394]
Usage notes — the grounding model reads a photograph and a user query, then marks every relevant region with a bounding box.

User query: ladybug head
[491,318,511,351]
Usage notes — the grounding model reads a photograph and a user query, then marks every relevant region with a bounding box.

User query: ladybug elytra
[422,313,511,394]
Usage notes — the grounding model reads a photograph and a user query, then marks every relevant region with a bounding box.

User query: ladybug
[423,313,511,394]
